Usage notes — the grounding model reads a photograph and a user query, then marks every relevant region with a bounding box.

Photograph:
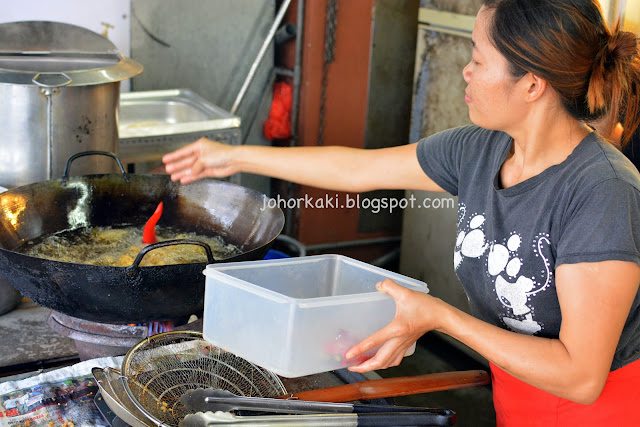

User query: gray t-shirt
[417,125,640,370]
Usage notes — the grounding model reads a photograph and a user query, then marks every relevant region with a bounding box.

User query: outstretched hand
[345,278,442,373]
[162,138,237,184]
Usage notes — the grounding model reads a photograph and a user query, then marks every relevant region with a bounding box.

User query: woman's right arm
[162,138,446,193]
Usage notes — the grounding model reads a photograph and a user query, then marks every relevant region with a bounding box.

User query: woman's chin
[468,114,501,131]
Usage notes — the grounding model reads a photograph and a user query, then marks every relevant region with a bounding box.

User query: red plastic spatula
[143,202,164,244]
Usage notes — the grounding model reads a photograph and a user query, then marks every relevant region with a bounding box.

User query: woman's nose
[463,61,472,83]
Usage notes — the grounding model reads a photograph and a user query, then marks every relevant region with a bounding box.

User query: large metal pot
[0,154,284,323]
[0,21,143,188]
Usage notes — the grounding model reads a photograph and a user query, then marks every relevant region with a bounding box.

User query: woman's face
[463,6,525,130]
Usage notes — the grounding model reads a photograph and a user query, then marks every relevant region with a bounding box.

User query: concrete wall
[400,1,482,314]
[359,0,419,235]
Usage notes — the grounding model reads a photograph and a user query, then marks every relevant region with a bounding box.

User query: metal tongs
[179,388,455,426]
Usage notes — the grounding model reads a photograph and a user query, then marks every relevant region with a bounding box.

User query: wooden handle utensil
[287,370,490,403]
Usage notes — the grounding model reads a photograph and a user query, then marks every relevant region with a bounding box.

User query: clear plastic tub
[202,254,429,378]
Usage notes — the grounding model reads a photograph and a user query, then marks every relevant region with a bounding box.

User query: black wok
[0,153,284,323]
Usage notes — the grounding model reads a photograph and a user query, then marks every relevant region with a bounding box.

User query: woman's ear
[520,72,547,103]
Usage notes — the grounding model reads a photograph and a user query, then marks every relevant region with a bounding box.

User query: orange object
[143,202,163,244]
[288,370,490,403]
[264,81,293,140]
[491,359,640,426]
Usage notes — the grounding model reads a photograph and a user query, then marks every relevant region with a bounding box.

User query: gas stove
[47,311,197,361]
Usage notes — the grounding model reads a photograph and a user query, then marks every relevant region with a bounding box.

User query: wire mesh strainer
[121,331,287,427]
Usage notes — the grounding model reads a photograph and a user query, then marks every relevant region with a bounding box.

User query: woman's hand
[345,279,445,373]
[162,138,238,183]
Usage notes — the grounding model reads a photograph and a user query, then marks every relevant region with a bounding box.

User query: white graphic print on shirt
[455,204,553,335]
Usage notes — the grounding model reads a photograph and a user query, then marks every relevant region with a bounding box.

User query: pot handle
[32,72,72,88]
[127,239,216,273]
[63,151,127,179]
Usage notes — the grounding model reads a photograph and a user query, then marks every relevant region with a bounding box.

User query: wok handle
[127,239,215,271]
[287,370,490,403]
[63,150,126,178]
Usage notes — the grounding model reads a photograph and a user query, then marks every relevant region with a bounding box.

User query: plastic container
[202,254,428,378]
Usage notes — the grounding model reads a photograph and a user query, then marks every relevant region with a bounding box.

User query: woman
[163,1,640,424]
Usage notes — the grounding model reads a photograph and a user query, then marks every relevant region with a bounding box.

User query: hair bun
[607,26,639,65]
[588,26,638,113]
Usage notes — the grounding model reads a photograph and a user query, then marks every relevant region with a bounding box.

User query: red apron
[491,358,640,426]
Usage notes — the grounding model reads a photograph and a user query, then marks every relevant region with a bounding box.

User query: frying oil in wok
[17,226,242,267]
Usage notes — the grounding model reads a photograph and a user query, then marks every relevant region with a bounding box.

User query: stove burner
[47,311,197,361]
[134,320,175,336]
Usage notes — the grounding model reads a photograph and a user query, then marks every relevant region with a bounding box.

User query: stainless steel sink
[118,89,241,164]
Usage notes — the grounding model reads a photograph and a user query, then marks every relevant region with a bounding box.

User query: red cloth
[264,81,293,140]
[491,358,640,426]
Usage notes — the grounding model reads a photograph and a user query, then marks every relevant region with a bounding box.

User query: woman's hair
[482,0,640,146]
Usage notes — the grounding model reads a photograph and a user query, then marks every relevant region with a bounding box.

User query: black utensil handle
[63,150,126,178]
[127,238,215,272]
[270,401,448,415]
[356,411,456,426]
[351,404,454,415]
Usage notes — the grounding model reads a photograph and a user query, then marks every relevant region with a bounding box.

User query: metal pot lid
[0,21,143,87]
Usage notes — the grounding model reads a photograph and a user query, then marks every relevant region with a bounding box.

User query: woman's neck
[499,112,592,189]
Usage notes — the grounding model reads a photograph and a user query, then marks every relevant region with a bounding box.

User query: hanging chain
[318,0,338,146]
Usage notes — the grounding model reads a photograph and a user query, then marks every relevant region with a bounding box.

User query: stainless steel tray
[118,89,241,164]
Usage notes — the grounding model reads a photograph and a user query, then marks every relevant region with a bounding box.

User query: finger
[344,327,394,360]
[348,359,377,373]
[168,171,185,182]
[179,171,208,184]
[347,341,398,372]
[178,175,197,184]
[377,279,408,300]
[162,148,194,165]
[386,344,410,368]
[167,167,191,182]
[164,156,197,174]
[358,340,414,372]
[171,160,203,182]
[390,351,405,367]
[170,168,199,183]
[347,351,385,372]
[161,141,203,163]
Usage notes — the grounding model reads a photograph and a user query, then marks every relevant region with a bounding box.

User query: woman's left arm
[346,260,640,405]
